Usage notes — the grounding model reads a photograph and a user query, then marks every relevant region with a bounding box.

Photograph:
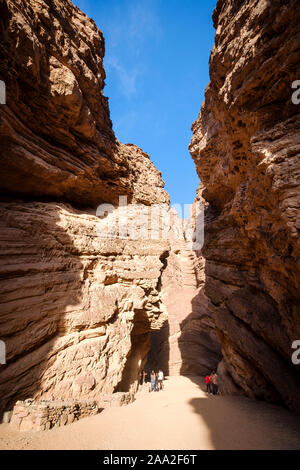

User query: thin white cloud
[114,109,138,135]
[106,56,141,97]
[127,0,162,54]
[103,0,162,97]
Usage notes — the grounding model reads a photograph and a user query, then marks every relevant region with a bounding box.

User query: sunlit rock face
[146,239,222,377]
[146,205,221,377]
[0,0,167,207]
[190,0,300,411]
[0,0,169,414]
[0,202,170,410]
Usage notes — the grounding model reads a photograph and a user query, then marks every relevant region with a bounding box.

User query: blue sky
[73,0,216,206]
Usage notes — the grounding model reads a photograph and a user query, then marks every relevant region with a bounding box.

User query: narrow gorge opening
[114,309,151,394]
[69,0,224,393]
[1,0,300,451]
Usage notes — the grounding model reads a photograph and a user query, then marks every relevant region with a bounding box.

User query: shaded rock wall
[0,0,169,414]
[147,240,221,376]
[190,0,300,411]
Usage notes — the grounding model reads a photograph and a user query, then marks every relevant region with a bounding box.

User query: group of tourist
[140,369,164,392]
[140,369,218,395]
[205,371,218,395]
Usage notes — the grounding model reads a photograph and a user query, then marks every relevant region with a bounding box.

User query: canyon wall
[0,0,169,414]
[147,240,221,377]
[190,0,300,411]
[3,0,297,418]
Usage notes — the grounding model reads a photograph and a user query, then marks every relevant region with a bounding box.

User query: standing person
[155,372,159,391]
[205,374,211,394]
[209,372,214,395]
[150,370,156,392]
[212,371,218,395]
[158,369,164,390]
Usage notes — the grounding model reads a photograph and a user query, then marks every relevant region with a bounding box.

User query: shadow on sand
[188,393,300,450]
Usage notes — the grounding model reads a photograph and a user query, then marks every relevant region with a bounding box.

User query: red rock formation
[0,0,167,207]
[190,0,300,411]
[0,0,169,414]
[147,236,221,377]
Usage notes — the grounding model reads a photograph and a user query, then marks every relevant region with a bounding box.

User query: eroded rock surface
[147,240,221,376]
[0,0,169,414]
[190,0,300,411]
[0,0,166,207]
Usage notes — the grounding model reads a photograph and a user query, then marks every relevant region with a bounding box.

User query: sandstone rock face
[0,0,169,415]
[147,240,221,376]
[190,0,300,411]
[0,0,165,206]
[0,202,169,412]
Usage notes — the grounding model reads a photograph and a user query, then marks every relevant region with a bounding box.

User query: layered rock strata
[190,0,300,411]
[147,238,221,376]
[0,0,169,415]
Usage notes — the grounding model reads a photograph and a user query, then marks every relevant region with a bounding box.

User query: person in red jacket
[205,374,211,394]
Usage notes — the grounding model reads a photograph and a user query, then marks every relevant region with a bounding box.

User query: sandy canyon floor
[0,376,300,450]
